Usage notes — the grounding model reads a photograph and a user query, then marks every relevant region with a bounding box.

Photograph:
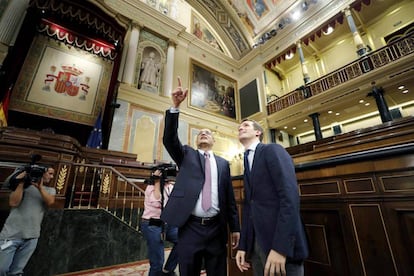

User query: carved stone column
[344,7,367,56]
[122,22,141,85]
[0,0,30,64]
[296,40,310,84]
[163,40,176,97]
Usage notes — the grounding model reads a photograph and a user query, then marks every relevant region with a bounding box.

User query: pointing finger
[177,76,182,88]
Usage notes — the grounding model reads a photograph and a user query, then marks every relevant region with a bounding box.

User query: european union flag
[86,111,103,148]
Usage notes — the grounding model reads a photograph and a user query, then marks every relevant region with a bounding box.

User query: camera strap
[160,177,166,234]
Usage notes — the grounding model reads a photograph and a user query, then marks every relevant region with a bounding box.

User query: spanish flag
[0,86,11,127]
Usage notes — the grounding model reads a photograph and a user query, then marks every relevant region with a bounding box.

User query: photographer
[0,165,56,276]
[141,169,178,276]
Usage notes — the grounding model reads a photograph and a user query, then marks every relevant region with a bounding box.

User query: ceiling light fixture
[285,51,294,59]
[291,11,301,21]
[365,103,370,106]
[323,25,334,35]
[252,0,319,47]
[301,1,309,11]
[398,85,405,90]
[402,89,409,94]
[359,99,364,103]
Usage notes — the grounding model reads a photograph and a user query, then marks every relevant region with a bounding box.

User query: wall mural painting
[189,60,238,121]
[191,13,224,52]
[9,35,111,125]
[227,0,288,36]
[247,0,269,19]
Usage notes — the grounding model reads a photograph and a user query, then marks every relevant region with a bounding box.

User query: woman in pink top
[141,169,178,276]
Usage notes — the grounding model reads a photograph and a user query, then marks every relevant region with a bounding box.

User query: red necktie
[202,152,212,211]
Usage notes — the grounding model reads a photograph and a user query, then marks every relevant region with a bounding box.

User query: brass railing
[0,161,146,232]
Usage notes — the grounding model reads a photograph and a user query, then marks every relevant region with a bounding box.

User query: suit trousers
[251,240,304,276]
[177,217,227,276]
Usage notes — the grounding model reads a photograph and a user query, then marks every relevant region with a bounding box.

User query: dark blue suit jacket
[239,143,309,261]
[161,110,240,243]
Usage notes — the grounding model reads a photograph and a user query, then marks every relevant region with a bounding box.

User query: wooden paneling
[344,178,375,194]
[302,209,352,276]
[299,180,341,196]
[349,204,398,276]
[287,117,414,275]
[378,171,414,193]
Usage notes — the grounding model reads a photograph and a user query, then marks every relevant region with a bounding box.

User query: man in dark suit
[161,77,240,276]
[235,119,309,276]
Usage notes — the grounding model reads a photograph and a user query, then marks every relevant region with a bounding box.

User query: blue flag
[86,111,103,148]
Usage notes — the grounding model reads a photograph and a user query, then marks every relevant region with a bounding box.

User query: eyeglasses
[198,130,212,136]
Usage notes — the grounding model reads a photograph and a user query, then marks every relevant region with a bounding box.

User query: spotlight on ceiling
[285,52,294,59]
[301,1,309,11]
[323,25,334,35]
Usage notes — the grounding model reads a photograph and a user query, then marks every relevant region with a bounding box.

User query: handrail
[68,162,146,231]
[0,161,147,231]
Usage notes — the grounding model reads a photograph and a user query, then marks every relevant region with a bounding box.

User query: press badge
[1,240,13,250]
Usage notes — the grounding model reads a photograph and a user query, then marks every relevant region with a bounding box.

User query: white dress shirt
[192,149,219,217]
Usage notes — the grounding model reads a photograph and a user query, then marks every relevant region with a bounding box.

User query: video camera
[8,154,48,191]
[145,163,177,185]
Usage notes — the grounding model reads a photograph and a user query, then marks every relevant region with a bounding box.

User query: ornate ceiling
[184,0,414,138]
[186,0,346,59]
[186,0,397,61]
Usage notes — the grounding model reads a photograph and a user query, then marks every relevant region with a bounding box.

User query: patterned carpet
[57,249,206,276]
[57,260,151,276]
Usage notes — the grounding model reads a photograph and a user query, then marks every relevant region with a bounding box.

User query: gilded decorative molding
[37,19,118,60]
[79,159,85,173]
[131,21,143,30]
[56,164,67,194]
[29,0,125,44]
[101,173,111,195]
[168,40,177,48]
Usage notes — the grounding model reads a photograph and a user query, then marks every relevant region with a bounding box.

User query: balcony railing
[267,33,414,115]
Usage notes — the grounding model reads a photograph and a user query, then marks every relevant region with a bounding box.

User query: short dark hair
[242,119,264,141]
